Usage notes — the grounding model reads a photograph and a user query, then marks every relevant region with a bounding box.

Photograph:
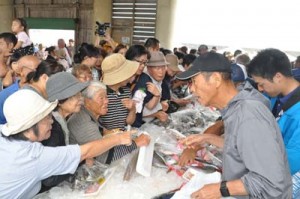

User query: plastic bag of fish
[71,161,113,196]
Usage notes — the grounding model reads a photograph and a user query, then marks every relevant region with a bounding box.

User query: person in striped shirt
[100,53,150,163]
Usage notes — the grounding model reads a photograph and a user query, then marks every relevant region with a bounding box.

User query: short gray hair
[82,81,106,99]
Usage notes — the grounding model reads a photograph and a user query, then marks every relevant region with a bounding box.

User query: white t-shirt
[17,31,32,47]
[142,72,163,122]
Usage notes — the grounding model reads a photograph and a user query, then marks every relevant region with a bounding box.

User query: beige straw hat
[102,53,139,86]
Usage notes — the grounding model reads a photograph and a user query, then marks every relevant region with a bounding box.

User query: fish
[152,151,168,169]
[123,150,139,181]
[192,157,222,173]
[154,151,177,166]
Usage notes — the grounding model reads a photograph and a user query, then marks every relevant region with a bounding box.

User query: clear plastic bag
[72,161,112,195]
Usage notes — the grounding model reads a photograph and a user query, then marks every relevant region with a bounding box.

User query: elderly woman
[0,89,133,198]
[34,71,88,191]
[43,72,88,147]
[68,81,134,165]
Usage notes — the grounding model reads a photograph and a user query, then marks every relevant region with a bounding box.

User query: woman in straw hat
[100,53,150,163]
[0,89,134,198]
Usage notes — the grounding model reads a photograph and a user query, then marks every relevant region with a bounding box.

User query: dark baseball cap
[176,52,231,80]
[231,63,246,82]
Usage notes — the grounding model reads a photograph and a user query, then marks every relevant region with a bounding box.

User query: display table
[34,156,184,199]
[35,105,220,199]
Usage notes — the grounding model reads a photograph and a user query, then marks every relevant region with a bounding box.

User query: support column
[93,0,112,41]
[0,0,13,32]
[156,0,177,50]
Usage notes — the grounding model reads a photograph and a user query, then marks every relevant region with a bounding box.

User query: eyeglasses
[134,59,148,66]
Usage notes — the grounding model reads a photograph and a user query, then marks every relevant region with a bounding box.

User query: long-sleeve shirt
[221,82,292,198]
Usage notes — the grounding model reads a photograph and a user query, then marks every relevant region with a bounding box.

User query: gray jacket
[220,83,292,198]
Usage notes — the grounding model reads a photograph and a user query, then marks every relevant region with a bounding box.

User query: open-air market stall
[35,103,221,199]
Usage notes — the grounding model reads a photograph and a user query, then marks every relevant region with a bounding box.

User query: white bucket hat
[2,89,58,136]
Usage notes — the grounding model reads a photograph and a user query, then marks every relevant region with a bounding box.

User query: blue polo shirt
[0,81,20,124]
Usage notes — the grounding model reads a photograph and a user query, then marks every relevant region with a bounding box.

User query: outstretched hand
[134,133,151,147]
[179,134,208,149]
[118,129,137,146]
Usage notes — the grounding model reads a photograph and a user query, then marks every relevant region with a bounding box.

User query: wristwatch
[220,181,230,197]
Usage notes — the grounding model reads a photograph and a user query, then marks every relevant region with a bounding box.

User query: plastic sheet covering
[34,151,184,199]
[34,105,220,199]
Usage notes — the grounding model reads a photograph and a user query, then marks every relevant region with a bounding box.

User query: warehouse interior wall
[156,0,176,50]
[93,0,112,42]
[0,0,175,49]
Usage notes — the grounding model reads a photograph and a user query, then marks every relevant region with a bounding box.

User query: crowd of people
[0,18,299,199]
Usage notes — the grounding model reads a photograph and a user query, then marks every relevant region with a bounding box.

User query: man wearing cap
[0,89,133,198]
[177,52,291,198]
[132,51,169,127]
[99,53,150,163]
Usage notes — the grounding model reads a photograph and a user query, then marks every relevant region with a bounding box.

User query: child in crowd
[2,51,22,88]
[11,18,34,56]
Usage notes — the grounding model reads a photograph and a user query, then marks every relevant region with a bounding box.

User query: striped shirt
[101,86,131,130]
[100,86,137,163]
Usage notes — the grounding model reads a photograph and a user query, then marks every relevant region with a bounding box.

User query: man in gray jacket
[176,52,292,199]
